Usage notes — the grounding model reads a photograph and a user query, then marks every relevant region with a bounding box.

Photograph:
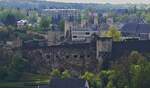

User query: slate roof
[49,78,88,88]
[121,23,150,33]
[100,23,109,31]
[40,85,49,88]
[72,25,99,31]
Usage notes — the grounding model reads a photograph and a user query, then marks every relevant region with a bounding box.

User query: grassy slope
[0,73,50,88]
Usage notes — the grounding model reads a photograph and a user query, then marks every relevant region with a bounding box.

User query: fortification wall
[21,38,150,74]
[22,43,99,74]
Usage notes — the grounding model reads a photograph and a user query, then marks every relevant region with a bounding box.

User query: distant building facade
[17,20,28,28]
[121,23,150,40]
[42,9,80,23]
[64,21,100,42]
[71,28,99,42]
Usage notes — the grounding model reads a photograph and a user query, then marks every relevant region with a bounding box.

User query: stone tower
[96,37,112,67]
[64,21,72,40]
[93,13,98,25]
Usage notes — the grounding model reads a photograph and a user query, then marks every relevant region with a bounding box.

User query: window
[85,32,90,35]
[56,55,59,58]
[46,55,50,58]
[73,36,77,38]
[73,55,78,58]
[87,55,90,58]
[66,55,69,58]
[80,55,84,58]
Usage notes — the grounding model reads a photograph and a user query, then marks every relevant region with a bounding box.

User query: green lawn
[0,73,50,88]
[0,82,27,88]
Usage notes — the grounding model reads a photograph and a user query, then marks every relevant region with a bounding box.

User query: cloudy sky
[46,0,150,4]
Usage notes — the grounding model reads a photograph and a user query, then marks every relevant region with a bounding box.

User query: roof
[100,23,109,31]
[40,85,49,88]
[72,25,99,31]
[121,23,150,33]
[49,78,88,88]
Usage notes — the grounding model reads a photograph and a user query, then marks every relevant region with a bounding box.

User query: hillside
[0,0,141,10]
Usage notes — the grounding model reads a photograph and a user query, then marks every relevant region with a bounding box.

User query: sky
[46,0,150,4]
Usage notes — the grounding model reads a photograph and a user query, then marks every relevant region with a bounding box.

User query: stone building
[6,37,22,48]
[96,37,112,65]
[22,36,112,74]
[47,31,64,46]
[64,21,100,42]
[21,36,150,74]
[23,42,97,74]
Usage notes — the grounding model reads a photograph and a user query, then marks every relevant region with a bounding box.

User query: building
[99,23,109,36]
[42,9,80,23]
[64,21,99,42]
[47,31,64,46]
[120,23,150,40]
[106,18,114,26]
[17,20,28,28]
[22,36,112,73]
[22,36,150,74]
[71,27,99,42]
[39,85,49,88]
[49,78,89,88]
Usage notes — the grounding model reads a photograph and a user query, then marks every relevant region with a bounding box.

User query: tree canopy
[105,26,121,41]
[39,16,51,30]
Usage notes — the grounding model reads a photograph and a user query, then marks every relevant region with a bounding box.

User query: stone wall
[22,38,150,74]
[22,43,99,74]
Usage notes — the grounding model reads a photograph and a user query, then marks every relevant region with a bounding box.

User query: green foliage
[129,51,145,65]
[0,67,8,80]
[82,72,101,88]
[39,16,51,29]
[144,13,150,23]
[81,72,95,81]
[59,20,65,31]
[50,69,61,78]
[105,51,150,88]
[97,51,150,88]
[0,53,27,81]
[130,61,150,88]
[105,26,121,41]
[0,9,26,26]
[51,69,71,79]
[10,53,27,72]
[61,70,71,79]
[114,14,128,22]
[106,80,115,88]
[27,11,38,23]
